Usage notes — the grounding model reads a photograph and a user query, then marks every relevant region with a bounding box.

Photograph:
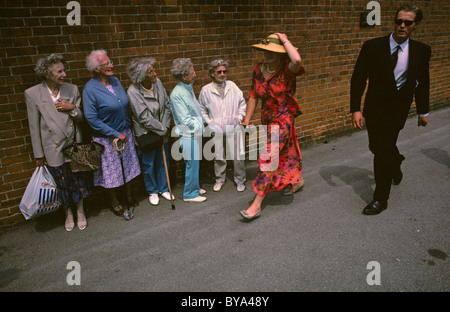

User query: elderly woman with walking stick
[83,50,141,218]
[127,57,174,207]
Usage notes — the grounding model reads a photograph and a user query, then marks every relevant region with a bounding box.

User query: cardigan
[83,76,130,138]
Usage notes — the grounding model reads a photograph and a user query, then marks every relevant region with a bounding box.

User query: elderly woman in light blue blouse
[169,58,207,203]
[127,57,173,206]
[83,50,141,216]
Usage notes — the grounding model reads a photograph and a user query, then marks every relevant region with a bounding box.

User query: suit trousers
[366,118,403,204]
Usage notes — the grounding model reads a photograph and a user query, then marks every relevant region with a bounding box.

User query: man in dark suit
[350,4,431,215]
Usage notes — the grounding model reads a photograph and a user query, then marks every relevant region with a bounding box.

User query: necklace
[265,63,277,74]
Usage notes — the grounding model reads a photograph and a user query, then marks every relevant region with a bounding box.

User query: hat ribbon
[260,37,283,46]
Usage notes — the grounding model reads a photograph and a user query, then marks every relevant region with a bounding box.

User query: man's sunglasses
[395,19,415,26]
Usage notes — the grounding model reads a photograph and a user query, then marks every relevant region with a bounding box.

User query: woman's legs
[76,199,86,230]
[181,137,201,199]
[138,147,159,195]
[245,194,265,216]
[65,207,75,231]
[108,188,123,215]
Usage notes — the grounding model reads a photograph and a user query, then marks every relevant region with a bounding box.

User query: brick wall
[1,0,449,227]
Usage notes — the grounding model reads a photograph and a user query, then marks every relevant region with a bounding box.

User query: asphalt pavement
[0,107,449,295]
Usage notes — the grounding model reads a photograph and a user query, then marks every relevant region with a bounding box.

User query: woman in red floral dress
[241,33,305,221]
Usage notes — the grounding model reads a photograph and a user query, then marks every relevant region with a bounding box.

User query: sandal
[111,204,124,216]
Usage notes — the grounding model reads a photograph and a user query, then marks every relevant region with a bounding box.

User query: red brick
[0,1,449,228]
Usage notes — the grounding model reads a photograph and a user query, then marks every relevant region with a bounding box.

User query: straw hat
[251,34,297,53]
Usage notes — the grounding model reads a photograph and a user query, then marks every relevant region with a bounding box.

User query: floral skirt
[47,163,93,210]
[92,128,141,189]
[252,116,302,196]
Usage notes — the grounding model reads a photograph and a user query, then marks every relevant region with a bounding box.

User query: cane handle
[113,138,126,152]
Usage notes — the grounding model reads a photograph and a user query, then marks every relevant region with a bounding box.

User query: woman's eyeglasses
[216,70,227,74]
[100,61,113,67]
[394,19,415,26]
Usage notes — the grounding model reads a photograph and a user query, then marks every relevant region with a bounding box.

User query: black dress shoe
[362,200,387,215]
[392,155,405,185]
[392,170,403,185]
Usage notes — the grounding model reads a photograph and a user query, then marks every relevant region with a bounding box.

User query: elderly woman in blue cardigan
[169,58,206,203]
[83,50,141,216]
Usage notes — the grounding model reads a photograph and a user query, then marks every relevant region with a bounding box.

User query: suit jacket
[25,81,83,167]
[350,34,431,129]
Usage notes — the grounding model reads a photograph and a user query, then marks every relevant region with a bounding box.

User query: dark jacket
[350,34,431,129]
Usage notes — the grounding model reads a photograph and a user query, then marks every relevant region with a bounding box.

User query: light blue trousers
[180,136,201,199]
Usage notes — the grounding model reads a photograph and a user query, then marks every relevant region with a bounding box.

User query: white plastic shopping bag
[19,165,62,220]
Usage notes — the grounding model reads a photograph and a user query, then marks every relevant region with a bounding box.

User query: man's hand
[352,112,364,129]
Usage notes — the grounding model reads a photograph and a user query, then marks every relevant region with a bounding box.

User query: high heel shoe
[239,210,261,221]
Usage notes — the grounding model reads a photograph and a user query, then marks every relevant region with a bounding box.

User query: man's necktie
[391,45,400,70]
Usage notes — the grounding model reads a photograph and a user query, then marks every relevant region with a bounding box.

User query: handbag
[136,131,163,152]
[19,165,62,220]
[63,122,104,172]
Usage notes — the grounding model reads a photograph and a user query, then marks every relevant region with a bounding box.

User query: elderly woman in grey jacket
[127,57,173,206]
[24,53,92,231]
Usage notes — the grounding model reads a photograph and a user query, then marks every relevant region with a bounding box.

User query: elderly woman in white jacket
[198,59,247,192]
[127,57,173,206]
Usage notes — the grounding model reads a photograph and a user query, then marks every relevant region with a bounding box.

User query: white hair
[171,58,193,81]
[209,59,229,76]
[86,49,107,73]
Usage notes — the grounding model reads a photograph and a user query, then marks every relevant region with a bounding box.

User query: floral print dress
[249,59,305,196]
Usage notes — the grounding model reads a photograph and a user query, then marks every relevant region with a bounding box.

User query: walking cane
[161,144,175,210]
[113,138,134,220]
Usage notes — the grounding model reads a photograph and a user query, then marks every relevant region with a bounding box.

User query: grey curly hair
[171,58,193,81]
[208,59,229,76]
[127,57,156,84]
[86,49,107,73]
[34,53,66,80]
